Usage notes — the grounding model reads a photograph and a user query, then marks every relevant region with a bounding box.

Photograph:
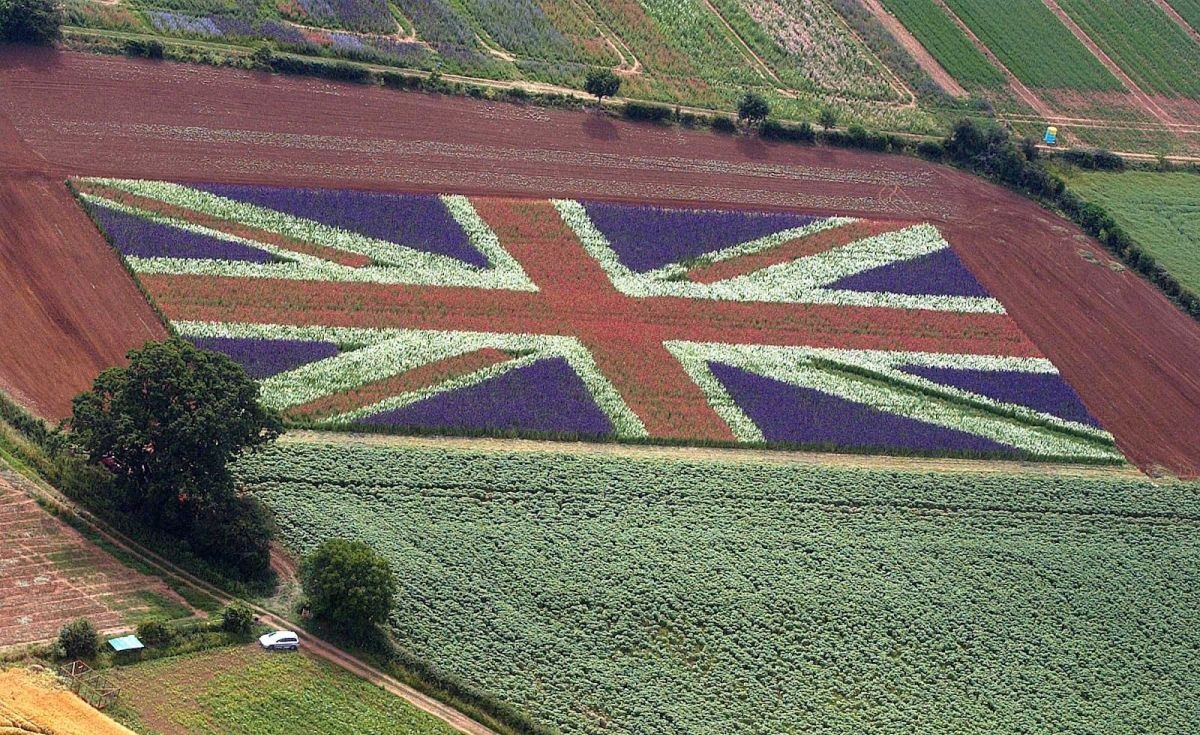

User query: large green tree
[584,69,621,103]
[0,0,62,45]
[71,338,282,578]
[301,539,397,636]
[737,91,770,126]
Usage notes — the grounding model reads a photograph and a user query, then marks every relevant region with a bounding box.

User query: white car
[258,630,300,651]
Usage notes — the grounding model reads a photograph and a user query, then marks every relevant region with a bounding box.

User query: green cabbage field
[238,439,1200,735]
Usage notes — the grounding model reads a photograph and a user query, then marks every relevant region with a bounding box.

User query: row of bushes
[56,603,255,662]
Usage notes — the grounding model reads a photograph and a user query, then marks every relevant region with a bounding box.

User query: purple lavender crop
[829,248,991,298]
[197,184,489,268]
[360,357,614,436]
[900,365,1100,426]
[709,362,1019,454]
[87,203,273,263]
[147,11,219,36]
[188,337,339,379]
[295,0,393,33]
[582,201,819,273]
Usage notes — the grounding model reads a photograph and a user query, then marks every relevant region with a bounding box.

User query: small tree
[221,601,255,634]
[136,620,173,646]
[737,91,770,127]
[818,106,838,131]
[301,539,396,636]
[0,0,62,45]
[59,618,98,659]
[584,69,620,103]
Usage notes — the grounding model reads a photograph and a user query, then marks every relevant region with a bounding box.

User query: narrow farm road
[0,463,503,735]
[858,0,966,98]
[1039,0,1178,126]
[1152,0,1200,44]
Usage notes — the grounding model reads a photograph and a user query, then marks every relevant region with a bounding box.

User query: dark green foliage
[917,139,946,161]
[301,539,397,636]
[221,601,255,634]
[760,119,815,144]
[136,620,174,646]
[69,338,282,581]
[59,618,98,659]
[583,68,620,102]
[124,38,165,59]
[818,106,838,130]
[736,91,770,125]
[0,0,62,45]
[1059,147,1125,171]
[621,100,673,123]
[709,115,738,134]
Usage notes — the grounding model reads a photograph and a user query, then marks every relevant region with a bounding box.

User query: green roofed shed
[107,635,144,652]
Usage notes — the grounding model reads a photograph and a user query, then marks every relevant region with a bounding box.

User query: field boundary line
[1039,0,1178,126]
[1154,0,1200,43]
[0,461,504,735]
[278,430,1145,479]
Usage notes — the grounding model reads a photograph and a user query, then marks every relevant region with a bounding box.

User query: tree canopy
[0,0,62,45]
[584,69,621,102]
[70,337,282,579]
[301,538,397,636]
[737,91,770,125]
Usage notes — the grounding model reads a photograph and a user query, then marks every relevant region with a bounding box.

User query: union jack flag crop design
[76,178,1119,461]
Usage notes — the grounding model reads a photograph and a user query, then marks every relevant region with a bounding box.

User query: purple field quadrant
[197,184,490,268]
[359,357,613,437]
[188,337,340,379]
[829,247,991,298]
[88,202,274,263]
[582,200,820,273]
[899,365,1100,426]
[708,361,1019,455]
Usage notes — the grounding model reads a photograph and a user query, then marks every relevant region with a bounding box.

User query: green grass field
[878,0,1004,88]
[1169,0,1200,31]
[106,645,460,735]
[1058,170,1200,294]
[941,0,1122,90]
[1056,0,1200,98]
[238,440,1200,735]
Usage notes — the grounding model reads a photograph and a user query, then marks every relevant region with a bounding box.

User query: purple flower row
[188,337,340,379]
[87,202,274,263]
[899,364,1099,426]
[197,183,490,268]
[829,248,991,298]
[293,0,394,34]
[361,357,614,437]
[581,200,820,273]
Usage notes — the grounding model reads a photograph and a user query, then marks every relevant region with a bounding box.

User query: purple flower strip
[828,247,991,298]
[88,202,274,263]
[188,337,339,380]
[709,362,1019,454]
[196,184,489,268]
[582,200,819,273]
[899,365,1100,427]
[360,357,613,437]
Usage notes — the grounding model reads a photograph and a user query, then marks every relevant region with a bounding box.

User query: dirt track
[0,48,1198,476]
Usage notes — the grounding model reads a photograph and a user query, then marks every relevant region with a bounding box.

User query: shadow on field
[582,112,619,142]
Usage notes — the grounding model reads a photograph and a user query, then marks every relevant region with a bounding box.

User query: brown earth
[0,469,194,647]
[0,668,137,735]
[0,48,1198,476]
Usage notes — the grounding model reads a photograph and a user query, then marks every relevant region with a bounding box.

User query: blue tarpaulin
[107,635,144,652]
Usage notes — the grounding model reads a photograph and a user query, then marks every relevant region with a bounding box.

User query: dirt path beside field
[860,0,968,97]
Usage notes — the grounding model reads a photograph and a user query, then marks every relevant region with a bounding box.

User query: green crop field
[107,645,459,735]
[1058,170,1200,294]
[942,0,1122,90]
[878,0,1004,88]
[238,439,1200,735]
[1056,0,1200,98]
[1170,0,1200,31]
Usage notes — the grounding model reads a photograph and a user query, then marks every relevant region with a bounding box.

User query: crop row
[878,0,1004,89]
[236,440,1200,735]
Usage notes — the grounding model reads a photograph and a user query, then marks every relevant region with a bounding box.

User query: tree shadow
[735,133,770,161]
[582,111,620,142]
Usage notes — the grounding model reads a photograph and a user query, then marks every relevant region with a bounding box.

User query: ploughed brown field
[0,47,1197,476]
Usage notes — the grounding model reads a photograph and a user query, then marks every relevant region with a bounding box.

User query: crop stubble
[0,48,1197,475]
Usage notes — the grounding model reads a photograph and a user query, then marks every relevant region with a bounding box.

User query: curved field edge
[236,438,1200,735]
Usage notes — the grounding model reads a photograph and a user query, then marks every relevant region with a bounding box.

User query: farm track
[0,48,1199,476]
[1039,0,1178,126]
[1154,0,1200,44]
[280,430,1146,479]
[0,463,503,735]
[859,0,968,98]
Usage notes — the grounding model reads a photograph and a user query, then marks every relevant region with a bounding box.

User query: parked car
[258,630,300,650]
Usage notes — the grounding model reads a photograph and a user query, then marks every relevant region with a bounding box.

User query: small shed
[107,635,144,654]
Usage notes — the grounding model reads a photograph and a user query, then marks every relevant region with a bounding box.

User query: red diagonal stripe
[686,219,909,284]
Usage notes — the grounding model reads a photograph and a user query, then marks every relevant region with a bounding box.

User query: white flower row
[83,179,537,291]
[173,321,647,438]
[665,341,1120,459]
[553,199,1005,313]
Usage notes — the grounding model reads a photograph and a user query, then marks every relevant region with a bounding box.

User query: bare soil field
[0,48,1198,476]
[0,471,193,647]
